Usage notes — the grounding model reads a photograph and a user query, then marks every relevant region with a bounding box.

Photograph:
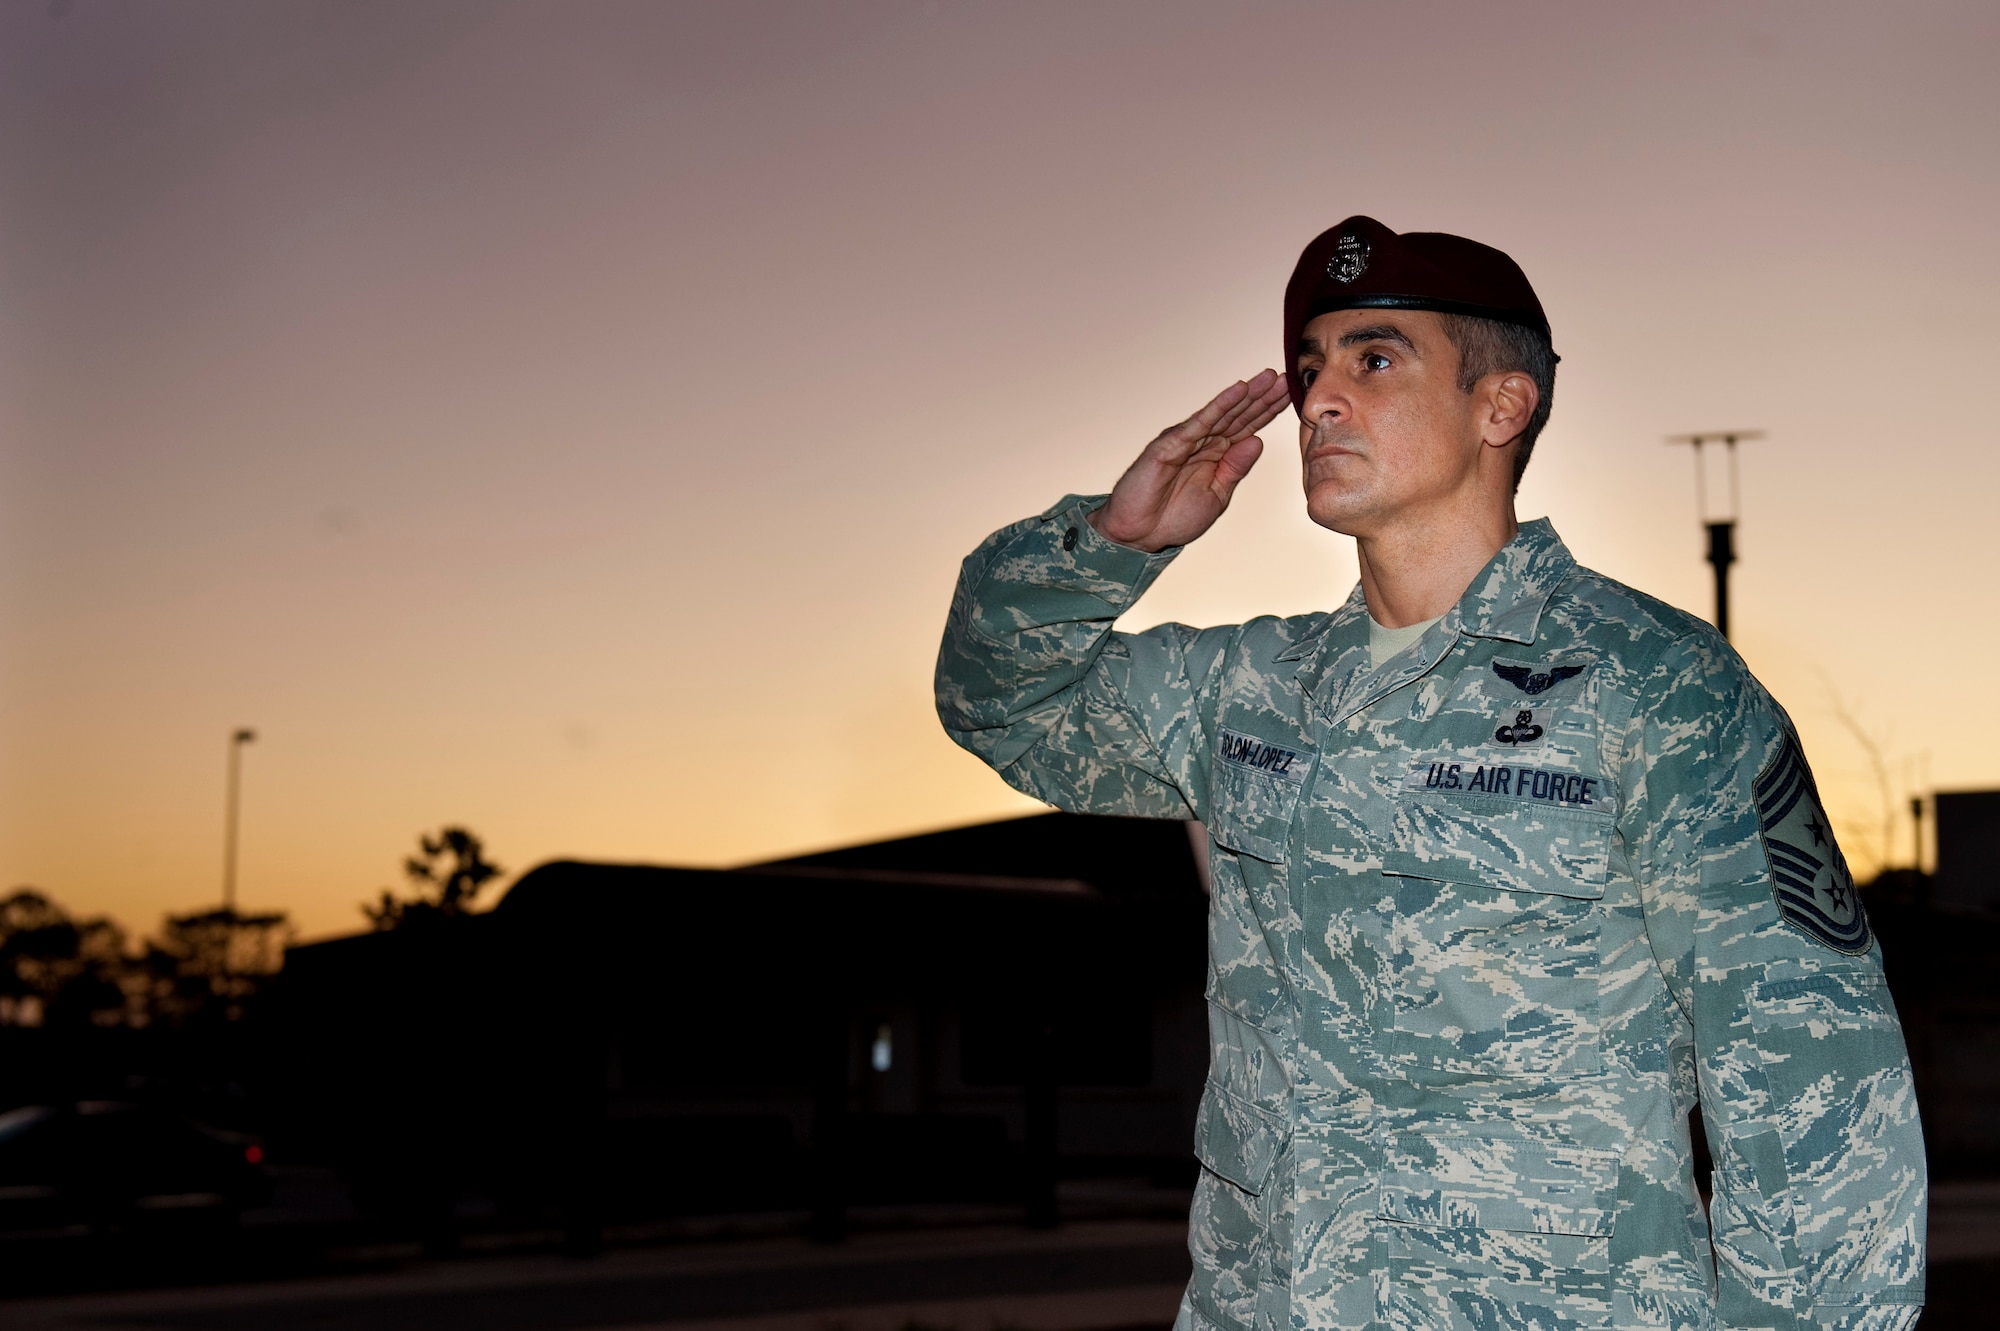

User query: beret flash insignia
[1755,733,1871,954]
[1327,233,1369,284]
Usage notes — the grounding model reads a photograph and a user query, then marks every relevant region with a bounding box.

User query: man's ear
[1482,371,1540,450]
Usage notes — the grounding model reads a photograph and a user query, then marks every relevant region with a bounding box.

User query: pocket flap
[1385,799,1609,899]
[1377,1132,1619,1237]
[1193,1083,1283,1196]
[1208,763,1304,864]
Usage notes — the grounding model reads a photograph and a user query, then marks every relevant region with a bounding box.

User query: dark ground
[0,1209,1191,1331]
[1922,1258,1999,1329]
[2,1178,1989,1330]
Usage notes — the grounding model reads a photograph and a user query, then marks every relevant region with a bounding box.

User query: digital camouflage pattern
[937,497,1926,1331]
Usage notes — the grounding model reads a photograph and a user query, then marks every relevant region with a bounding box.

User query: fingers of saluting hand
[1212,434,1265,489]
[1152,382,1247,460]
[1215,370,1289,440]
[1185,369,1287,447]
[1155,374,1276,468]
[1236,372,1291,439]
[1096,371,1284,551]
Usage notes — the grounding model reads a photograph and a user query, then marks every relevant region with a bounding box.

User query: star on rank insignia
[1754,733,1872,954]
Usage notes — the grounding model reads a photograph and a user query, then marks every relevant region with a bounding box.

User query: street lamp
[222,727,257,912]
[1667,431,1763,641]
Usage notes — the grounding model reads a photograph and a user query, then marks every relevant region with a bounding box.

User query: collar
[1448,517,1573,645]
[1275,518,1575,698]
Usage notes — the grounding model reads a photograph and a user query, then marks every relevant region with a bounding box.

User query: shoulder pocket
[1746,959,1912,1099]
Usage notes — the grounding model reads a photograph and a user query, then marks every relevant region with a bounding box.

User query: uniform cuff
[1026,493,1179,610]
[1808,1301,1923,1331]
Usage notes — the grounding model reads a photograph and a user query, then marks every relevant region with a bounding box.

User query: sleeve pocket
[1194,1081,1285,1196]
[1377,1131,1620,1237]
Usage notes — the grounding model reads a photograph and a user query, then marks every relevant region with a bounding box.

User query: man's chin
[1302,484,1373,537]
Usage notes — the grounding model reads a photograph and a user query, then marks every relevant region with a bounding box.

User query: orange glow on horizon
[3,2,1995,939]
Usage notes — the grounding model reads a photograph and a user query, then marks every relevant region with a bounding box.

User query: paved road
[9,1180,1999,1331]
[3,1220,1190,1331]
[1929,1179,2000,1263]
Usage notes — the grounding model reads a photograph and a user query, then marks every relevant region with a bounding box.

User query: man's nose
[1301,379,1347,426]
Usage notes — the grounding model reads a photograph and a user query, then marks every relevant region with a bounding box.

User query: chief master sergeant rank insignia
[1756,731,1872,953]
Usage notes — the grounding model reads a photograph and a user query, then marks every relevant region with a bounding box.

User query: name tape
[1218,728,1307,782]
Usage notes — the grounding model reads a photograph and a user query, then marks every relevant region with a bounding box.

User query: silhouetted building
[272,813,1209,1242]
[267,799,2000,1242]
[1934,790,2000,913]
[1868,789,2000,1178]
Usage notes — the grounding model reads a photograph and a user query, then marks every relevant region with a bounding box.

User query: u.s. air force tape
[1402,758,1603,809]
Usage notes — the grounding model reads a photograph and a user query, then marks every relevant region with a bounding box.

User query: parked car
[0,1101,270,1235]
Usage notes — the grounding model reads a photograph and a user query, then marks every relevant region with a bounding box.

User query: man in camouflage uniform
[935,217,1925,1329]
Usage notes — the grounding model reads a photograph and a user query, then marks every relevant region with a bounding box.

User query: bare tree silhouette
[137,907,292,1027]
[0,889,132,1028]
[362,827,504,930]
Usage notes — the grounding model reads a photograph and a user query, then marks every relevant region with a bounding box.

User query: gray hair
[1436,313,1557,491]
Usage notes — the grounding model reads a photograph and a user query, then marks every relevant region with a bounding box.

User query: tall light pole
[1667,431,1763,641]
[222,727,257,912]
[1910,795,1925,874]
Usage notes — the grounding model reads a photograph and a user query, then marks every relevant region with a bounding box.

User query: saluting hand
[1087,369,1290,553]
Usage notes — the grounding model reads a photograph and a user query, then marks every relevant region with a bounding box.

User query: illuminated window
[871,1023,893,1072]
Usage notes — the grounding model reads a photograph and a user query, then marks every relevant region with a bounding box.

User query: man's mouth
[1305,432,1365,464]
[1303,419,1366,455]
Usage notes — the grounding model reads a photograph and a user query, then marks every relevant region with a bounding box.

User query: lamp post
[1667,431,1763,641]
[1910,795,1924,873]
[222,727,257,912]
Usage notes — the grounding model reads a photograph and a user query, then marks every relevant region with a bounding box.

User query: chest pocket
[1386,789,1610,898]
[1381,799,1610,1082]
[1207,727,1311,863]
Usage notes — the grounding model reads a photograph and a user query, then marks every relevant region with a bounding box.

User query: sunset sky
[3,0,1996,941]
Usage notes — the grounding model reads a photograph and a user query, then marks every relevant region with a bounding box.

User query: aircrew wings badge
[1755,734,1872,954]
[1493,661,1586,695]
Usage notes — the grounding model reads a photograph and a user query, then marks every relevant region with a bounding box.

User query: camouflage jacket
[936,497,1926,1331]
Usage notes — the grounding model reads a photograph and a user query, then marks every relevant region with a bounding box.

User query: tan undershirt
[1367,613,1443,669]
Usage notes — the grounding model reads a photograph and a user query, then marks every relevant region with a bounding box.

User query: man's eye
[1300,367,1319,388]
[1362,352,1391,372]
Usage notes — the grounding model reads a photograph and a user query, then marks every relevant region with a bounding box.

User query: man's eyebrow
[1337,323,1417,352]
[1294,335,1326,361]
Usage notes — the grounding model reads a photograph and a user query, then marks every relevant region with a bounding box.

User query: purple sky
[4,0,1996,938]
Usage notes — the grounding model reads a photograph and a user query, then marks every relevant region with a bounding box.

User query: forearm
[1624,637,1927,1326]
[1697,947,1926,1329]
[935,494,1194,816]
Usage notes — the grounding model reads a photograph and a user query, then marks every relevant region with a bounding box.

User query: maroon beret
[1283,215,1553,411]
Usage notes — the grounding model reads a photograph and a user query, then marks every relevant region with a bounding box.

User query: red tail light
[244,1145,263,1165]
